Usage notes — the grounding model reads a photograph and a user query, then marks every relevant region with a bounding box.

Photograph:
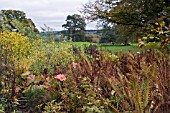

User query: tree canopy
[82,0,170,27]
[0,9,39,36]
[62,14,86,42]
[81,0,170,45]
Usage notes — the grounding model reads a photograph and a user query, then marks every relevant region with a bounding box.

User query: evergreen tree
[62,14,86,42]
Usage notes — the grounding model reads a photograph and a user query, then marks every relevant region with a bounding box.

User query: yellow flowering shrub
[0,32,32,72]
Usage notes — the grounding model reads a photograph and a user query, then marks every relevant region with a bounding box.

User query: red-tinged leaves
[47,86,54,91]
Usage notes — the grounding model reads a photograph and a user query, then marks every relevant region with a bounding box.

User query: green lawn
[99,44,144,54]
[66,42,94,47]
[62,42,144,54]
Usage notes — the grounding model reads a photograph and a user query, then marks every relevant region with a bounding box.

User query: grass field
[66,42,94,47]
[99,44,144,54]
[64,42,144,54]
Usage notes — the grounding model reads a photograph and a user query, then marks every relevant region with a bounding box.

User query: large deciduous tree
[62,14,86,42]
[82,0,170,26]
[0,10,39,36]
[81,0,170,41]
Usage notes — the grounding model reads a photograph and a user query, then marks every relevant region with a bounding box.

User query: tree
[81,0,170,37]
[62,14,86,42]
[100,25,117,44]
[0,10,39,36]
[82,0,170,25]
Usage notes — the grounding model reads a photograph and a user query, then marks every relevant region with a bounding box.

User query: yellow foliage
[0,32,76,75]
[0,32,32,72]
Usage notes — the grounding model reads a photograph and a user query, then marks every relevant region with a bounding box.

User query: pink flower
[27,74,35,81]
[54,74,66,81]
[26,74,35,85]
[47,86,54,91]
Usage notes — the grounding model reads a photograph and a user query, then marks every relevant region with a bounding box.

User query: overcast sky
[0,0,96,31]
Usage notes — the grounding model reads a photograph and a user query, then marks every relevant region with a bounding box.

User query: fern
[142,76,150,110]
[133,80,143,113]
